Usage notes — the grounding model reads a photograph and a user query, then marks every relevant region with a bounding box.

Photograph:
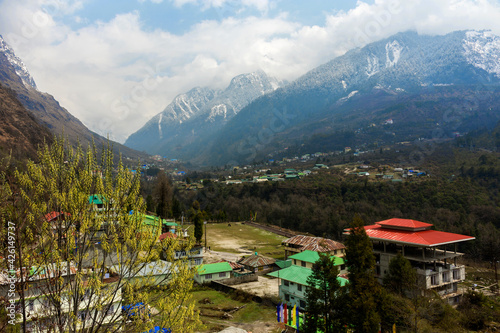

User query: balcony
[416,264,465,290]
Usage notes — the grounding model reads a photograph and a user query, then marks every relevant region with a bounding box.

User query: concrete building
[357,218,475,304]
[268,256,348,310]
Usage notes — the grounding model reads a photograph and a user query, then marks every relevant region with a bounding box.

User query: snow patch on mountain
[338,90,359,104]
[385,41,402,68]
[207,104,228,122]
[366,55,380,77]
[158,114,163,139]
[463,30,500,77]
[0,35,37,89]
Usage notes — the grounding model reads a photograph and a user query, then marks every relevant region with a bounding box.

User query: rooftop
[197,262,233,275]
[376,218,433,231]
[283,235,345,252]
[289,250,344,266]
[238,254,276,268]
[360,218,475,247]
[268,265,349,287]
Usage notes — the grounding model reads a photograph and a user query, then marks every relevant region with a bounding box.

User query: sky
[1,0,500,143]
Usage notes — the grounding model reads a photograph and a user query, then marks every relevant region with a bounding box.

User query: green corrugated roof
[197,262,232,275]
[88,194,105,205]
[268,265,349,287]
[142,214,178,227]
[268,265,311,285]
[288,250,345,266]
[275,259,292,269]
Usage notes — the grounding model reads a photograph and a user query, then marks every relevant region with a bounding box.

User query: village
[2,192,492,333]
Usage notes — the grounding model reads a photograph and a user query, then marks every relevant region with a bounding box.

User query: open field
[191,286,282,333]
[203,222,287,259]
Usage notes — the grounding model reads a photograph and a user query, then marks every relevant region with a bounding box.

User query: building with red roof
[348,218,475,304]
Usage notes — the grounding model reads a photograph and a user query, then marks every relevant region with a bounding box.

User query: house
[348,218,475,304]
[268,260,348,310]
[158,231,204,266]
[237,253,276,274]
[142,214,178,235]
[288,250,347,275]
[109,260,173,287]
[282,235,346,259]
[0,261,121,331]
[194,262,233,284]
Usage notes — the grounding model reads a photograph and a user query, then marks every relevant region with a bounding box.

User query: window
[284,293,290,302]
[294,259,297,265]
[442,272,450,283]
[28,300,34,311]
[301,261,306,267]
[297,284,302,292]
[453,269,461,280]
[284,280,289,286]
[431,274,439,285]
[194,259,202,265]
[219,272,226,278]
[205,274,212,280]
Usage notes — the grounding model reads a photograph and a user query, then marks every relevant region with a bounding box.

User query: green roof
[288,250,344,266]
[275,259,292,269]
[142,214,178,227]
[88,194,105,205]
[268,265,349,287]
[197,262,232,275]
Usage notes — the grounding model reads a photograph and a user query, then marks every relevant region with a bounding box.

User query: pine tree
[383,252,416,295]
[154,171,172,219]
[193,211,203,244]
[345,215,381,333]
[302,253,346,333]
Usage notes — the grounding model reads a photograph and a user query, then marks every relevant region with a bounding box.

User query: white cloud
[1,0,500,143]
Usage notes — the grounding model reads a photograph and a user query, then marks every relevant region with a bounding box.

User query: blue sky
[0,0,499,143]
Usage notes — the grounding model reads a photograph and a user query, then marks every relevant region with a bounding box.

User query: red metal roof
[45,211,71,222]
[159,232,177,241]
[364,224,475,247]
[376,218,432,230]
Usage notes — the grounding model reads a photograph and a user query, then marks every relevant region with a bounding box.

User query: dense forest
[142,144,500,264]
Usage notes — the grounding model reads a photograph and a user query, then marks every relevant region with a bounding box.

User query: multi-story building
[358,218,475,304]
[0,261,121,332]
[268,251,348,310]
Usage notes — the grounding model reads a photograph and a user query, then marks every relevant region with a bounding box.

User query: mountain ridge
[124,69,285,157]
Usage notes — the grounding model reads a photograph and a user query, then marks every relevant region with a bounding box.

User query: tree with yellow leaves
[2,137,202,332]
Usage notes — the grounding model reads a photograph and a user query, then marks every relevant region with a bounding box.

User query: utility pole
[204,221,207,252]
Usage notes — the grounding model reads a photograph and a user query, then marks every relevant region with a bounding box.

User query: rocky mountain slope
[125,70,285,158]
[0,83,52,160]
[0,35,148,161]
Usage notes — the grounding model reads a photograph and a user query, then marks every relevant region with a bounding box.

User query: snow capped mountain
[125,70,285,155]
[463,30,500,77]
[0,35,37,89]
[196,30,500,166]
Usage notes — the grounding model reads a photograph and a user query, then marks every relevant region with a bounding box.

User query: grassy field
[204,222,287,259]
[191,286,280,332]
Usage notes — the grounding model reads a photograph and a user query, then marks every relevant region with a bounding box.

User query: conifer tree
[345,214,381,333]
[302,253,346,333]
